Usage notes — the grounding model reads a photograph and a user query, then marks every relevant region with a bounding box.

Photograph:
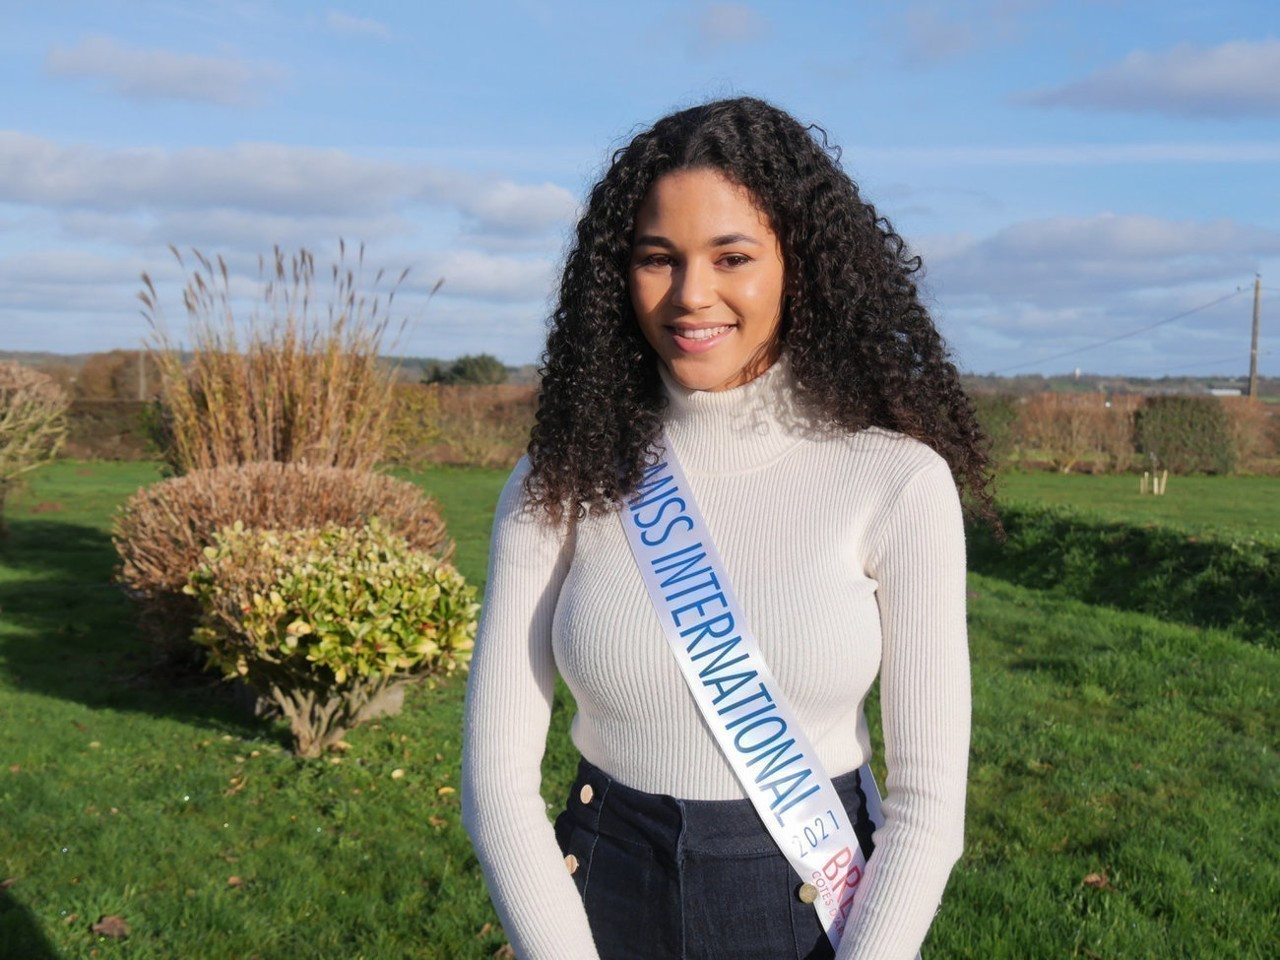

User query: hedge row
[64,399,156,460]
[970,392,1278,475]
[62,388,539,467]
[968,504,1279,649]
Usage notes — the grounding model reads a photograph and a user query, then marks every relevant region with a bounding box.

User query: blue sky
[2,0,1277,376]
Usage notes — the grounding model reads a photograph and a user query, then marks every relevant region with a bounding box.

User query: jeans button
[579,784,595,805]
[565,854,580,875]
[797,882,818,904]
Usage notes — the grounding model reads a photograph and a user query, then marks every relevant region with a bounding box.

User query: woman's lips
[669,324,734,353]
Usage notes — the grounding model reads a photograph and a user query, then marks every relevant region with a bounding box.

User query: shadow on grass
[968,504,1280,650]
[0,888,62,960]
[0,518,278,743]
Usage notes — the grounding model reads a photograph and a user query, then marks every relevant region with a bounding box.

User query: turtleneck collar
[657,353,819,475]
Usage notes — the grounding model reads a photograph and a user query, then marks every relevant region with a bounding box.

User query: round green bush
[185,519,478,756]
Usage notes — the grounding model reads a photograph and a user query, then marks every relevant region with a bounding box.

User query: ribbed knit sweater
[461,358,970,960]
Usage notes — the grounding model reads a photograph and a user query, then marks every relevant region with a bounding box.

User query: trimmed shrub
[186,521,478,756]
[1015,393,1136,474]
[384,383,443,468]
[114,462,453,660]
[969,392,1020,465]
[429,384,536,468]
[63,400,158,460]
[1220,397,1279,473]
[0,361,69,533]
[968,503,1279,649]
[1134,396,1235,474]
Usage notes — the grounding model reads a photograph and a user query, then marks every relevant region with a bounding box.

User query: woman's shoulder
[818,425,950,482]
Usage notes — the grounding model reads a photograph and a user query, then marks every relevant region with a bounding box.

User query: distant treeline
[2,349,541,399]
[6,350,1272,400]
[962,370,1278,398]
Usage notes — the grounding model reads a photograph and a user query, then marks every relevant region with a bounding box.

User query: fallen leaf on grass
[63,913,79,925]
[0,878,16,890]
[1082,870,1113,890]
[7,764,19,773]
[227,876,244,887]
[91,915,129,938]
[477,923,494,938]
[494,945,515,959]
[390,768,405,779]
[437,786,455,796]
[428,816,447,829]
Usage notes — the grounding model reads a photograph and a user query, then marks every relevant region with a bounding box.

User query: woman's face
[629,168,786,393]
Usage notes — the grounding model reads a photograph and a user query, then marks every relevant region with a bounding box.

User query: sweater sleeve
[460,459,600,959]
[837,455,971,960]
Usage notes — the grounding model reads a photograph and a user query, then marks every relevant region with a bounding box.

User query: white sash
[619,432,885,951]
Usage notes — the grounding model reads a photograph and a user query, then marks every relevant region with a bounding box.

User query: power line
[995,288,1247,374]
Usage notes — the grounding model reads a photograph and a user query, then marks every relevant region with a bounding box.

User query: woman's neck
[657,354,816,475]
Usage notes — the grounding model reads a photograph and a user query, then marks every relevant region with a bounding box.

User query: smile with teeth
[672,324,734,341]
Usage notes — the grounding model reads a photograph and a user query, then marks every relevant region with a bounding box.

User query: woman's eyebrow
[633,232,763,248]
[633,234,674,249]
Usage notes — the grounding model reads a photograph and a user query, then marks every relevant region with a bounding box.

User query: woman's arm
[461,459,600,959]
[838,455,971,960]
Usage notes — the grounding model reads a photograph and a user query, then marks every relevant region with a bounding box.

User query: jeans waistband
[564,757,870,859]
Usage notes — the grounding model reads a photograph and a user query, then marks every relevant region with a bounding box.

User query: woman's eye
[637,254,673,267]
[720,254,751,267]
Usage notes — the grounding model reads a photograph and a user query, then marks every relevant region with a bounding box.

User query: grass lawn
[1,461,1277,958]
[995,471,1280,541]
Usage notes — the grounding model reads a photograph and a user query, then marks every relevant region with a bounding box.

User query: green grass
[2,462,1277,958]
[996,472,1280,542]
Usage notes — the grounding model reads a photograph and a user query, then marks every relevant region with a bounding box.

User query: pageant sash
[620,433,875,951]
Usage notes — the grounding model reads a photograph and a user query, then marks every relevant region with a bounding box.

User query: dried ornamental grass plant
[0,361,70,534]
[114,461,454,660]
[186,520,478,757]
[140,242,435,474]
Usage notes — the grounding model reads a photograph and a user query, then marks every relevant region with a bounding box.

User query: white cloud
[923,213,1280,305]
[696,3,766,48]
[426,251,556,303]
[1024,40,1280,119]
[0,133,578,236]
[326,11,393,40]
[890,0,1044,65]
[0,133,578,358]
[45,35,283,107]
[456,181,579,233]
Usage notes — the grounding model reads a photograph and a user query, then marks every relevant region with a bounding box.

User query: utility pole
[1248,274,1261,399]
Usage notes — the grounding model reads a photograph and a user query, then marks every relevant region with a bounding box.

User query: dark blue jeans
[554,757,877,960]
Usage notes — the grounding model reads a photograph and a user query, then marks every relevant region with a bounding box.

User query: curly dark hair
[527,96,995,525]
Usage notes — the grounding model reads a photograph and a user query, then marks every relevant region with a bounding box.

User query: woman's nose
[670,259,717,311]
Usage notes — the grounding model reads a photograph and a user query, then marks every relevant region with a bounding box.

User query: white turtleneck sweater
[461,359,970,960]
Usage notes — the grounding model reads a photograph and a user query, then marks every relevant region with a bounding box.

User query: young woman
[462,96,991,960]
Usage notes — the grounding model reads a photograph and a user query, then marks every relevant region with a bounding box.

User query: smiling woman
[461,96,993,960]
[630,168,787,392]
